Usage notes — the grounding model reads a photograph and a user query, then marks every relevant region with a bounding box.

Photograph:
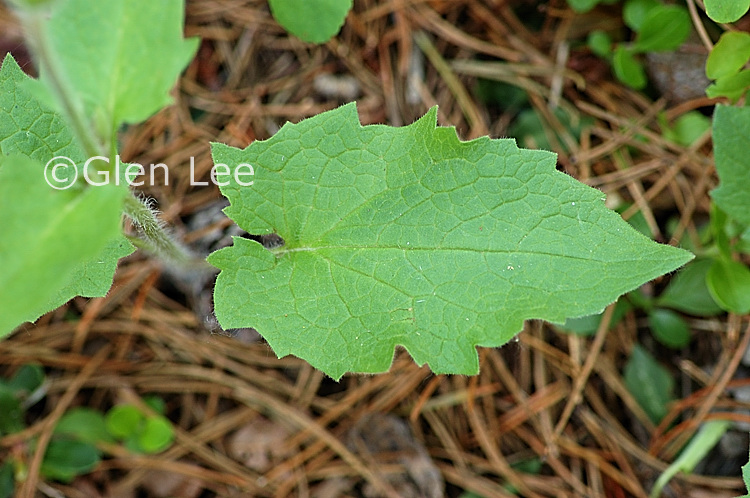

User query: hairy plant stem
[123,195,208,268]
[17,2,207,270]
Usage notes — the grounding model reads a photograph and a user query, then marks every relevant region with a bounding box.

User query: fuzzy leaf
[209,103,692,379]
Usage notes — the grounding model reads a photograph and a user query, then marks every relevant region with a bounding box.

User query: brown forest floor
[0,0,748,497]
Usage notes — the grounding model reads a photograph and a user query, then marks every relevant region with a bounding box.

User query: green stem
[15,4,105,158]
[123,195,208,269]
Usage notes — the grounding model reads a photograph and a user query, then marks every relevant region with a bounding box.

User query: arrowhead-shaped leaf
[209,103,692,379]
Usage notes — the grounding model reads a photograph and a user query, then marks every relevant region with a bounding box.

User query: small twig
[552,303,616,443]
[686,0,714,52]
[413,30,488,138]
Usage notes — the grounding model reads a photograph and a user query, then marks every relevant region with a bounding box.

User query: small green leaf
[711,105,750,225]
[55,408,114,445]
[136,416,174,454]
[616,203,653,238]
[661,111,711,147]
[6,364,44,395]
[474,80,528,109]
[710,203,732,260]
[143,395,167,415]
[613,46,647,89]
[706,258,750,314]
[649,421,730,498]
[39,0,198,129]
[41,439,100,483]
[509,106,594,154]
[0,462,14,498]
[105,405,144,439]
[706,32,750,80]
[704,0,750,23]
[210,103,692,379]
[504,458,543,494]
[567,0,601,13]
[656,258,723,316]
[624,345,674,424]
[623,0,660,31]
[587,30,613,58]
[648,308,691,348]
[741,447,750,498]
[706,69,750,102]
[0,387,24,436]
[741,226,750,254]
[633,5,691,53]
[269,0,352,44]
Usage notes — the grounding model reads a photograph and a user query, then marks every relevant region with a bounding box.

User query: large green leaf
[209,103,692,379]
[0,54,134,335]
[0,54,82,162]
[711,105,750,225]
[0,156,127,336]
[37,0,198,130]
[269,0,352,44]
